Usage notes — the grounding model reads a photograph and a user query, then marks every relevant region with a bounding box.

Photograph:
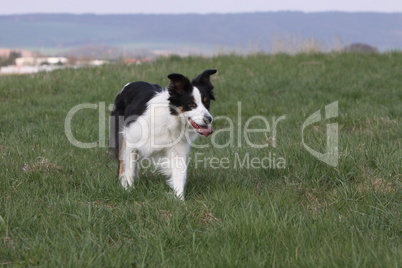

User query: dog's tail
[109,96,124,160]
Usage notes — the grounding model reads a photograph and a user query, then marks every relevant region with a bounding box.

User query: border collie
[109,69,217,200]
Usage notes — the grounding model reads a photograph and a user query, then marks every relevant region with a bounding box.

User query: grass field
[0,53,401,267]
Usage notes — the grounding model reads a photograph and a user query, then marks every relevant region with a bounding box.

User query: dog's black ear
[192,69,217,86]
[167,73,192,94]
[193,69,217,101]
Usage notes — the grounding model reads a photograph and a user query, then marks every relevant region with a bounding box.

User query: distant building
[123,58,154,65]
[124,58,138,64]
[89,60,108,66]
[75,59,109,66]
[15,57,68,66]
[0,65,63,74]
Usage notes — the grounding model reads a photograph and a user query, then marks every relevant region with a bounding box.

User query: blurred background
[1,0,401,73]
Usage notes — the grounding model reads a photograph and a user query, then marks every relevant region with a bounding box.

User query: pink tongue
[199,126,214,137]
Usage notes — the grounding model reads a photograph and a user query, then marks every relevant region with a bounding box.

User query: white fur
[186,87,213,126]
[119,87,212,200]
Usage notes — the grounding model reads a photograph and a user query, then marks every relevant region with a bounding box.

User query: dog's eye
[189,103,197,108]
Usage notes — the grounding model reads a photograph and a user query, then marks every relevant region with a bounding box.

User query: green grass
[0,53,401,267]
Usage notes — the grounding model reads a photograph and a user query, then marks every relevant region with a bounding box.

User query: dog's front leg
[119,138,138,189]
[169,160,187,200]
[165,149,188,200]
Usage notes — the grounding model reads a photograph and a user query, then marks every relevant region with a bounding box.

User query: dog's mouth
[188,118,213,137]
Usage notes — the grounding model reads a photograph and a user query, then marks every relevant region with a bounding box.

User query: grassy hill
[0,53,401,266]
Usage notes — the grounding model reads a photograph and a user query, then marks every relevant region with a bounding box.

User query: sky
[1,0,401,14]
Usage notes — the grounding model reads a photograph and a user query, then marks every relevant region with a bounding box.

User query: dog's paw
[120,175,134,190]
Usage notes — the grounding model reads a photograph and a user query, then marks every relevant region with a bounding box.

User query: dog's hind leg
[119,138,138,189]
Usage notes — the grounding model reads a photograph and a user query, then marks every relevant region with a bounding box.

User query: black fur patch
[167,73,196,115]
[192,69,217,110]
[114,81,162,122]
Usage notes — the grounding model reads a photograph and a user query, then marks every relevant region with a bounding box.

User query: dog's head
[167,69,217,137]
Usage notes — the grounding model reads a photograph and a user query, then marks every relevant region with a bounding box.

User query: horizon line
[1,10,402,16]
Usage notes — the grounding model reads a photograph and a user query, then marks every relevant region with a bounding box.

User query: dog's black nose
[204,115,213,124]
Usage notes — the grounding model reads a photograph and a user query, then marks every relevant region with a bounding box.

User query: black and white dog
[110,69,217,200]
